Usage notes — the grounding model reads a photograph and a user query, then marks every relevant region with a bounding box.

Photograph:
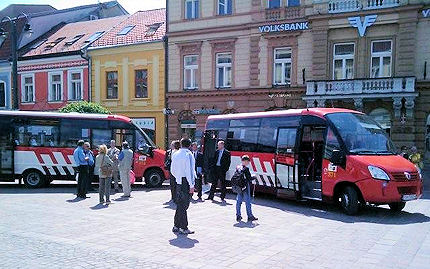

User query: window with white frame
[68,70,83,100]
[216,53,232,88]
[21,74,34,103]
[185,0,199,19]
[371,40,392,78]
[0,81,5,108]
[273,48,292,85]
[333,43,354,80]
[48,72,63,102]
[218,0,232,15]
[268,0,281,8]
[184,55,198,90]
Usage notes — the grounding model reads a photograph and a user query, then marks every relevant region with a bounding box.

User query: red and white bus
[0,111,168,188]
[203,108,423,214]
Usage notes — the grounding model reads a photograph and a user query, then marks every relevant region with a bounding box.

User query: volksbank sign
[259,21,309,33]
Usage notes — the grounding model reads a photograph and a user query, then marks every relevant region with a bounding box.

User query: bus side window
[15,120,60,147]
[92,129,111,149]
[324,127,341,159]
[60,120,90,148]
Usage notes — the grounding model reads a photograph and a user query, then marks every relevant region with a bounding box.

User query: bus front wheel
[339,186,360,215]
[23,170,46,188]
[144,169,164,188]
[389,202,406,212]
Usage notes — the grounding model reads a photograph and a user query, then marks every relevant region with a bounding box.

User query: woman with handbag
[95,144,114,204]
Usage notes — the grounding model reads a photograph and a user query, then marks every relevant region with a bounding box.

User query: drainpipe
[80,48,91,102]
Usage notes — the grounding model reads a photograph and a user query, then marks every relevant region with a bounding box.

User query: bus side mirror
[330,150,345,166]
[138,144,153,157]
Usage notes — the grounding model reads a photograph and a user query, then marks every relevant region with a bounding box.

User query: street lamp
[0,13,32,110]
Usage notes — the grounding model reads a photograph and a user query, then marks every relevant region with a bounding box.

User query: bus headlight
[368,166,390,181]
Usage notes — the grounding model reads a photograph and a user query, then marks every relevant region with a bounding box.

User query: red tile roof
[91,9,166,48]
[22,15,127,58]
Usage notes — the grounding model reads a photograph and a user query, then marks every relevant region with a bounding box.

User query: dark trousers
[77,165,89,197]
[169,174,176,202]
[208,166,227,200]
[87,166,94,190]
[195,173,202,198]
[174,179,191,230]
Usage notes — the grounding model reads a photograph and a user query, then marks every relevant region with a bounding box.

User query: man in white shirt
[171,138,196,234]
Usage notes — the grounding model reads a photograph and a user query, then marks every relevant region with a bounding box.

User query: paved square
[0,179,429,269]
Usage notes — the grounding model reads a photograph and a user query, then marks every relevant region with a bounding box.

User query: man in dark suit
[191,142,204,200]
[207,140,231,201]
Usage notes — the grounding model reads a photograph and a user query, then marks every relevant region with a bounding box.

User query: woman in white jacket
[95,144,114,204]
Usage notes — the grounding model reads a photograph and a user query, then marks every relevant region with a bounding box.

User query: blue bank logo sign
[259,21,309,33]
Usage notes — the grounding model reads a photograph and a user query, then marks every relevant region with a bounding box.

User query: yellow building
[88,9,166,147]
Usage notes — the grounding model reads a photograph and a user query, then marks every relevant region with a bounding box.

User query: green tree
[59,101,110,114]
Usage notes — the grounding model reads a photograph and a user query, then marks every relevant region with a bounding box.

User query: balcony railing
[328,0,400,13]
[306,77,415,96]
[265,7,304,21]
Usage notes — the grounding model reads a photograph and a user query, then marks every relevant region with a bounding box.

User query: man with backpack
[232,155,258,222]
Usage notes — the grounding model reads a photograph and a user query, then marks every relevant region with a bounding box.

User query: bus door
[275,128,299,195]
[298,125,326,200]
[0,117,13,177]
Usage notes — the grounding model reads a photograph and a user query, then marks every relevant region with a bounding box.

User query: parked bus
[0,111,168,188]
[203,108,423,215]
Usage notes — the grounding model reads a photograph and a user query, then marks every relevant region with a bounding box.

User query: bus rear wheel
[144,169,164,188]
[388,202,406,212]
[23,170,45,188]
[339,186,360,215]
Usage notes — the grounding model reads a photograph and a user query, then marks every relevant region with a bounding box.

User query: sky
[0,0,166,14]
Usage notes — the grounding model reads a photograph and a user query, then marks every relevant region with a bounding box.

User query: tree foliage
[59,101,110,114]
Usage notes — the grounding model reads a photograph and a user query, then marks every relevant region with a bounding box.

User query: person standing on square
[107,140,121,192]
[171,138,196,235]
[118,141,133,198]
[207,140,231,202]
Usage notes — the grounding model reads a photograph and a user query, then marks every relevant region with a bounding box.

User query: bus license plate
[402,194,417,201]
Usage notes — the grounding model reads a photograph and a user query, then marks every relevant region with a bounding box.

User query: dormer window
[64,34,85,46]
[117,25,135,36]
[85,31,104,43]
[146,23,162,36]
[30,39,47,49]
[44,37,65,50]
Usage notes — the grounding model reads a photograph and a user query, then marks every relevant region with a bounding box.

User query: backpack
[231,166,246,193]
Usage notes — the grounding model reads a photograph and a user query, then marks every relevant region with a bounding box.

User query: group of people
[165,138,258,235]
[73,139,134,204]
[400,145,424,171]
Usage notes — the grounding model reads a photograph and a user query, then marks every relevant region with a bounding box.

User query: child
[235,155,258,222]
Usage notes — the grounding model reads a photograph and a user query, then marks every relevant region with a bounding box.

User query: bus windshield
[132,122,156,148]
[326,112,396,155]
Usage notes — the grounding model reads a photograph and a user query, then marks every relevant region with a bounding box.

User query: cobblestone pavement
[0,178,429,269]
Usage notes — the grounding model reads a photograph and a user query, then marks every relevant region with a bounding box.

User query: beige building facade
[304,0,430,157]
[167,0,314,142]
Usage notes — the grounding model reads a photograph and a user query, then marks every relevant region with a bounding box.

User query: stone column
[354,98,363,112]
[393,97,403,118]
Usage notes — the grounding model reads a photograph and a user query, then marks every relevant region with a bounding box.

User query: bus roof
[0,110,131,123]
[207,108,360,120]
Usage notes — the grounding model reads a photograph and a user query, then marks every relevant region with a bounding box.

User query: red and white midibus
[0,111,168,188]
[203,108,423,214]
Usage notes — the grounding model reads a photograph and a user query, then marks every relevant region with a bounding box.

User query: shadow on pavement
[169,234,199,249]
[0,182,170,194]
[250,193,430,225]
[66,197,84,203]
[90,203,109,210]
[233,221,259,229]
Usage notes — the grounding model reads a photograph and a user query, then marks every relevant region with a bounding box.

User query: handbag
[100,155,113,176]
